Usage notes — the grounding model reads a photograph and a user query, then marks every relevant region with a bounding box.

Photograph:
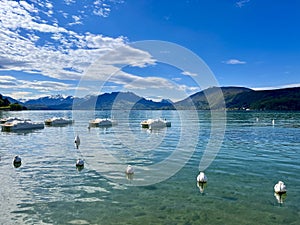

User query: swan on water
[274,181,286,194]
[74,135,80,149]
[125,165,134,174]
[197,171,207,183]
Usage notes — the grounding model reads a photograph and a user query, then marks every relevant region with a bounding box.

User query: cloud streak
[236,0,250,8]
[0,75,78,99]
[223,59,246,65]
[252,83,300,91]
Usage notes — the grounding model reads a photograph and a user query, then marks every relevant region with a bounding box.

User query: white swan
[76,159,84,167]
[197,171,207,183]
[274,181,286,194]
[125,165,134,174]
[74,135,80,149]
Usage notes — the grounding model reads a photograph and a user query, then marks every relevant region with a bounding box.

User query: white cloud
[0,75,17,81]
[82,45,156,82]
[236,0,250,8]
[0,0,127,81]
[172,77,182,82]
[223,59,246,65]
[6,91,32,100]
[68,15,82,26]
[252,83,300,91]
[0,0,197,101]
[19,1,38,13]
[119,74,174,90]
[181,71,198,76]
[64,0,76,5]
[0,75,77,93]
[0,75,17,86]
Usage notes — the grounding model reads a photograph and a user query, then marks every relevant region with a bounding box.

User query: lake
[0,110,300,224]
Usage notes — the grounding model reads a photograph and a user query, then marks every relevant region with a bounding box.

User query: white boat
[141,118,171,129]
[44,117,74,126]
[89,118,117,127]
[1,119,44,132]
[0,117,26,124]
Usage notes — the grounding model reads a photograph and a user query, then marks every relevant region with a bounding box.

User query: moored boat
[140,119,153,128]
[89,118,117,127]
[141,118,171,129]
[1,119,44,132]
[44,117,74,126]
[0,117,26,124]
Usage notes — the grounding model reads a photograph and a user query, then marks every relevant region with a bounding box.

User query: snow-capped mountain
[23,92,174,110]
[24,95,77,109]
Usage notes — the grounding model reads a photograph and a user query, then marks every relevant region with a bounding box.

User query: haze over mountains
[3,86,300,111]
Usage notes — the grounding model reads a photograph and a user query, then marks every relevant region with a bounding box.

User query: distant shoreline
[2,86,300,111]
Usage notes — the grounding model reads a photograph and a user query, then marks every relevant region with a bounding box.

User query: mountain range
[2,86,300,111]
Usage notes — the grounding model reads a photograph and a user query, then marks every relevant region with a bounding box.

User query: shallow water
[0,110,299,224]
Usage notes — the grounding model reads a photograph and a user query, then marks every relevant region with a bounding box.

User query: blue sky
[0,0,300,101]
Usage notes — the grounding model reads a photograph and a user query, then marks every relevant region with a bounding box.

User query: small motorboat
[44,117,74,126]
[140,119,153,128]
[1,119,44,132]
[89,118,117,127]
[140,118,171,129]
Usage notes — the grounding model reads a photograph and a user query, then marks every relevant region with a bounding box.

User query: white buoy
[274,181,287,194]
[76,159,84,167]
[125,165,134,174]
[197,171,207,183]
[272,119,275,126]
[74,135,80,149]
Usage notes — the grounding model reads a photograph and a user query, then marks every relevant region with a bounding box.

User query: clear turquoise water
[0,110,299,225]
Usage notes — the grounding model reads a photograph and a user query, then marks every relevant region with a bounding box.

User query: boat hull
[45,118,74,126]
[1,121,44,132]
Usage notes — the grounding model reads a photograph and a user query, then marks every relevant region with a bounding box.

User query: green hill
[227,87,300,110]
[0,94,10,108]
[175,86,300,110]
[0,94,27,111]
[3,86,300,111]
